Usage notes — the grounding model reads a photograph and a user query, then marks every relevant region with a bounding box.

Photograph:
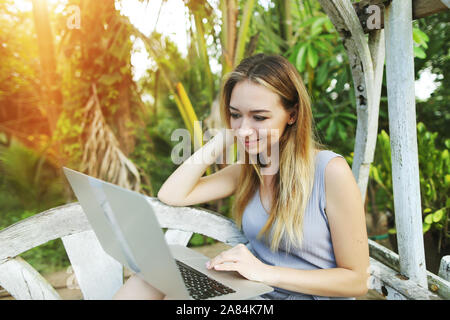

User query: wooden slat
[164,230,193,246]
[61,230,123,300]
[369,240,450,299]
[368,258,441,300]
[413,0,449,19]
[0,257,61,300]
[0,200,246,264]
[0,203,91,264]
[145,196,248,246]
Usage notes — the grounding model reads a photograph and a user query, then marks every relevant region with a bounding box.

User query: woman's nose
[237,127,255,138]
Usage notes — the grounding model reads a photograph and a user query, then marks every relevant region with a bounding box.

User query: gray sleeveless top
[242,150,355,300]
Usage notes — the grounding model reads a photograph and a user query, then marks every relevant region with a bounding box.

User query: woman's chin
[245,146,268,156]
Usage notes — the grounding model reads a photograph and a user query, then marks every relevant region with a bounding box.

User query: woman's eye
[254,116,267,121]
[230,113,266,121]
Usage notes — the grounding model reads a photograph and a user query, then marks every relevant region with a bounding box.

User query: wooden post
[317,0,384,204]
[439,256,450,282]
[384,0,428,288]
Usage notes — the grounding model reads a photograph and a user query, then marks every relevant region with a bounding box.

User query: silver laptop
[63,167,273,300]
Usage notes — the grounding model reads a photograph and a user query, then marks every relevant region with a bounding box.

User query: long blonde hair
[219,53,325,252]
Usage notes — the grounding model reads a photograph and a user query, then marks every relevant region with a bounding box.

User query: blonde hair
[219,53,325,252]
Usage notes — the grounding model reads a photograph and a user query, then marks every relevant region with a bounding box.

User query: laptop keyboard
[175,260,236,300]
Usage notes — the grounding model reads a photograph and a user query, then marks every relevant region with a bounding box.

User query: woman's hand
[206,244,272,283]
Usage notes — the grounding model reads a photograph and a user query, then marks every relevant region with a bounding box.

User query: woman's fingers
[206,254,236,269]
[213,261,240,271]
[206,246,241,269]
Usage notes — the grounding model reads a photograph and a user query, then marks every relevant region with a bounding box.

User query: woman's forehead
[229,80,282,112]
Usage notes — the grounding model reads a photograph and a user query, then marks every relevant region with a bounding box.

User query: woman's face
[229,80,296,156]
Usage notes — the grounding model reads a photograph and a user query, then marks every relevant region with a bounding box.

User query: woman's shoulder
[314,149,345,168]
[321,150,353,189]
[314,148,344,158]
[313,149,350,184]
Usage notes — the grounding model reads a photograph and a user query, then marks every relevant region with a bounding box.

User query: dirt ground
[0,242,385,300]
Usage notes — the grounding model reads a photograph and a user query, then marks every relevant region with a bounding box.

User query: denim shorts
[252,290,355,300]
[255,290,316,300]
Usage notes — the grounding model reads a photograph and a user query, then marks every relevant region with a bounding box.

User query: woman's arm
[208,157,370,297]
[266,157,370,297]
[157,128,237,206]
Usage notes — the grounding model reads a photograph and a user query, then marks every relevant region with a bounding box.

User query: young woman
[113,53,369,300]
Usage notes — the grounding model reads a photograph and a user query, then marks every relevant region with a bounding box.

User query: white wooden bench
[0,198,448,300]
[0,199,246,300]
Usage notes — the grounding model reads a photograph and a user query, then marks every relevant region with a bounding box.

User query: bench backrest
[0,199,247,299]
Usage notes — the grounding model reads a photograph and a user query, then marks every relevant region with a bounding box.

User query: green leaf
[417,122,426,133]
[288,43,301,63]
[189,233,204,246]
[317,116,331,130]
[413,28,429,48]
[337,122,347,141]
[442,149,449,165]
[326,118,336,141]
[307,45,319,68]
[424,213,433,224]
[445,174,450,188]
[423,223,431,233]
[296,44,308,72]
[425,183,432,196]
[371,166,384,187]
[297,16,318,30]
[311,17,327,37]
[432,209,444,223]
[324,19,334,33]
[316,62,329,86]
[340,113,357,120]
[314,40,331,53]
[445,139,450,149]
[413,46,426,59]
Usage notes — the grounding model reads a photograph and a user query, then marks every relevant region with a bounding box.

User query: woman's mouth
[244,138,261,147]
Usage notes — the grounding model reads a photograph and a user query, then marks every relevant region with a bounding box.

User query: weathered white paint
[0,203,91,265]
[61,230,123,300]
[0,201,246,300]
[0,202,246,265]
[0,257,61,300]
[439,256,450,281]
[317,0,383,204]
[164,229,193,246]
[145,197,248,246]
[369,239,450,299]
[384,0,428,289]
[368,258,440,300]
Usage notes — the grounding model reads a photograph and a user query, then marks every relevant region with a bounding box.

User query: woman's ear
[288,105,298,125]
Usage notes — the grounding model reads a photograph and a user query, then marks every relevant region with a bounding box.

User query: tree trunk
[31,0,62,160]
[115,77,135,156]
